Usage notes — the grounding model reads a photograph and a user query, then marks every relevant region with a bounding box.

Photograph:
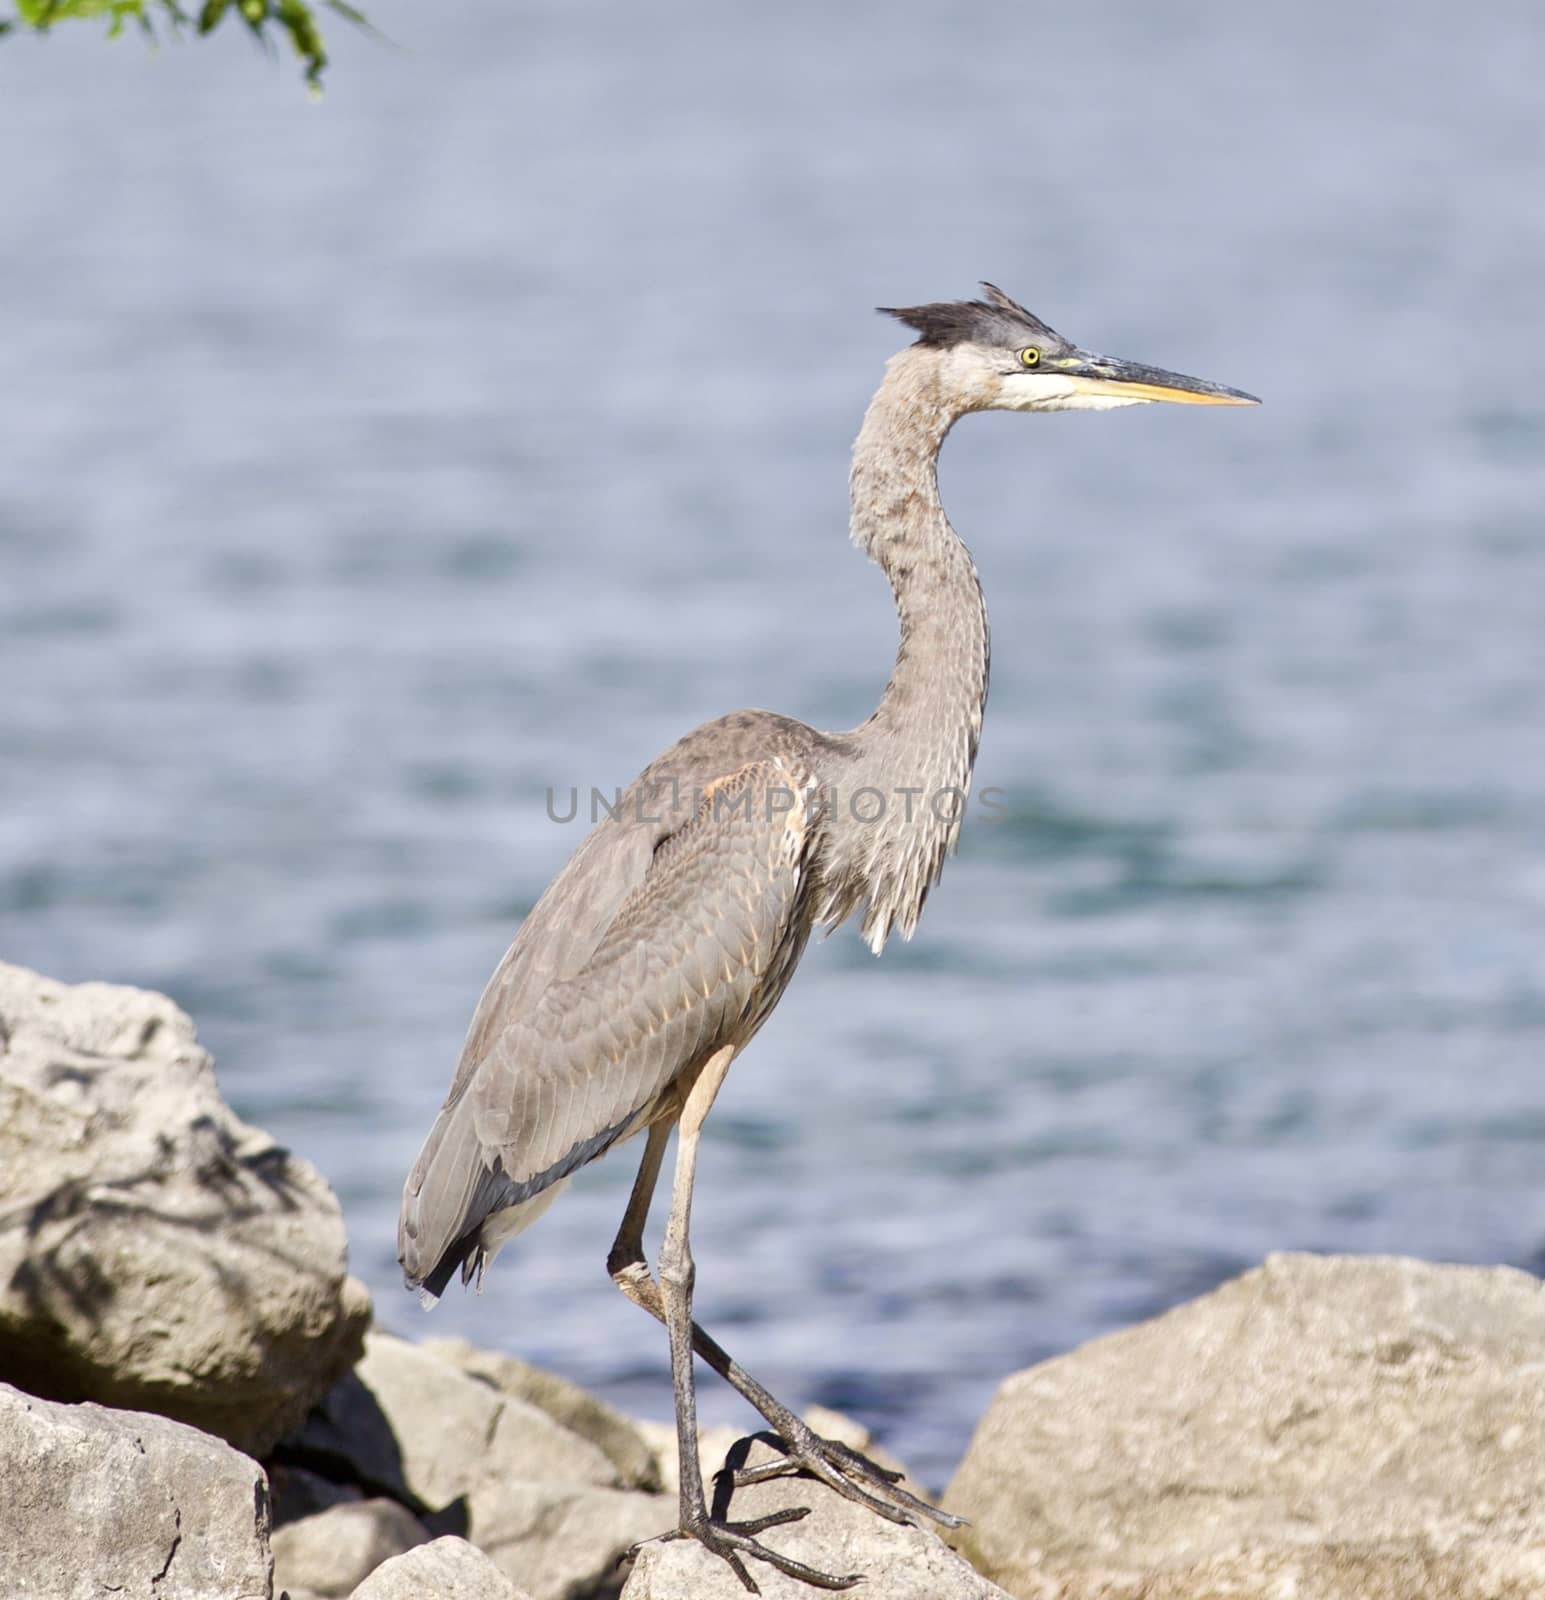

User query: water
[3,1,1544,1487]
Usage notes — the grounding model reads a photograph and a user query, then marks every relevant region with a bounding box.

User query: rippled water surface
[3,1,1543,1484]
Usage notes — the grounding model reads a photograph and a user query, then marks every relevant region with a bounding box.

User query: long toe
[725,1506,811,1538]
[697,1513,863,1593]
[730,1428,966,1530]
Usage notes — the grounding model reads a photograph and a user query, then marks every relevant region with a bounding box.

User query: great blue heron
[399,284,1257,1591]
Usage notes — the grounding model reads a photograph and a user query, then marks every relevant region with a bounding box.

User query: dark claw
[725,1547,757,1595]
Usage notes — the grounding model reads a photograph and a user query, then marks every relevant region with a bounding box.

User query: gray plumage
[400,319,993,1297]
[881,280,1065,352]
[401,736,834,1296]
[397,285,1256,1591]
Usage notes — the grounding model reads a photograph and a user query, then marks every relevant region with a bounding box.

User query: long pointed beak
[1058,351,1260,406]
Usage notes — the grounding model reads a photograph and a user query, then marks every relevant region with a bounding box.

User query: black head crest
[878,282,1059,350]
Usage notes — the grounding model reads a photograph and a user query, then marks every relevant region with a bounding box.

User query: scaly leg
[612,1074,956,1592]
[610,1147,951,1532]
[633,1048,863,1593]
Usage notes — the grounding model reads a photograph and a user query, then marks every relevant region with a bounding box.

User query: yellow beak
[1061,355,1260,406]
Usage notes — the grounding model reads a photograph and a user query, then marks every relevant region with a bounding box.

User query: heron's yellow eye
[1019,347,1041,368]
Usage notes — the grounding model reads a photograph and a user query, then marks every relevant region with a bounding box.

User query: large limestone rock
[292,1332,673,1600]
[944,1252,1545,1600]
[351,1536,532,1599]
[0,961,371,1456]
[0,1381,273,1600]
[622,1435,1012,1599]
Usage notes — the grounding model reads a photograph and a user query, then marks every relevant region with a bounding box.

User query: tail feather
[409,1227,482,1305]
[399,1091,515,1297]
[399,1091,577,1303]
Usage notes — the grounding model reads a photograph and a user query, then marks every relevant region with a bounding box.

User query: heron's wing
[399,759,812,1293]
[452,807,668,1093]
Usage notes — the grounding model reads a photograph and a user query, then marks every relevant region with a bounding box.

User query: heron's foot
[635,1506,861,1595]
[729,1425,967,1532]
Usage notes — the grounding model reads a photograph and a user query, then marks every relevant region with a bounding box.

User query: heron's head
[880,283,1259,413]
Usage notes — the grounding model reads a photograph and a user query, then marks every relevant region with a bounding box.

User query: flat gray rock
[0,960,370,1456]
[621,1436,1011,1600]
[425,1336,661,1492]
[944,1252,1545,1600]
[273,1499,430,1598]
[351,1536,532,1600]
[293,1332,623,1508]
[0,1381,272,1599]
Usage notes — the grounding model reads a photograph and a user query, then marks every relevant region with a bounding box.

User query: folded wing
[399,759,813,1297]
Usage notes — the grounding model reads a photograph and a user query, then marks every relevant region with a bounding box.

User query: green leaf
[274,0,325,88]
[3,0,368,87]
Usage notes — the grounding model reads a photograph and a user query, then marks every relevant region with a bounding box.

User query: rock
[425,1336,661,1491]
[944,1252,1545,1600]
[0,1380,272,1599]
[351,1536,532,1599]
[292,1332,623,1506]
[472,1482,673,1600]
[0,960,371,1456]
[291,1332,674,1600]
[621,1435,1012,1599]
[273,1500,430,1598]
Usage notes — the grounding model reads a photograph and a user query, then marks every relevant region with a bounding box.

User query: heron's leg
[646,1048,862,1594]
[607,1113,960,1535]
[606,1118,671,1319]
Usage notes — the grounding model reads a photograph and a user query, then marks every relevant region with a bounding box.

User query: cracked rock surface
[0,1381,272,1600]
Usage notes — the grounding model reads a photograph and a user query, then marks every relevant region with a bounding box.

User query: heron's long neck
[822,353,990,951]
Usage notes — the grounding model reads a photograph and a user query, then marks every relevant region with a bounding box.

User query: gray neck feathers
[821,348,991,951]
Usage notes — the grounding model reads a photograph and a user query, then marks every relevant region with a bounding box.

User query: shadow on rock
[0,960,370,1455]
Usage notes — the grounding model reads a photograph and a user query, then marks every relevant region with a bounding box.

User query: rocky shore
[2,958,1542,1600]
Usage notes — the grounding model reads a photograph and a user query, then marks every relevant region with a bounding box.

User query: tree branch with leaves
[0,0,370,91]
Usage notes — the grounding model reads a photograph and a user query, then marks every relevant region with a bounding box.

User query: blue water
[3,2,1543,1486]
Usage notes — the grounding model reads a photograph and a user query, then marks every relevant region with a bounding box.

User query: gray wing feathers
[400,758,812,1291]
[468,762,806,1170]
